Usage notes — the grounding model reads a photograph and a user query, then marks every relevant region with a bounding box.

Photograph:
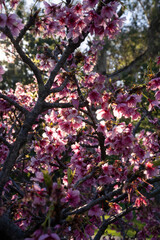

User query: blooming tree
[0,0,160,240]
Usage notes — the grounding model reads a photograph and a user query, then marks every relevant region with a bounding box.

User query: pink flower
[71,142,80,153]
[105,21,118,38]
[0,65,5,75]
[113,103,127,119]
[73,230,87,240]
[127,94,141,107]
[88,204,104,217]
[45,144,54,155]
[148,77,160,91]
[98,175,113,185]
[44,1,57,16]
[31,172,44,183]
[157,56,160,65]
[76,19,86,33]
[0,13,7,27]
[66,12,78,29]
[38,233,60,240]
[85,224,96,237]
[148,99,160,111]
[97,121,107,134]
[25,230,60,240]
[155,90,160,100]
[113,93,141,120]
[109,203,122,214]
[134,197,147,208]
[65,189,80,207]
[101,2,119,19]
[43,126,55,140]
[134,144,145,159]
[149,118,158,124]
[25,229,43,240]
[0,66,5,82]
[144,162,158,178]
[72,98,79,109]
[83,0,99,8]
[10,0,20,9]
[67,109,78,120]
[102,163,113,175]
[59,121,71,133]
[88,89,101,102]
[96,109,113,120]
[74,3,83,14]
[7,14,24,36]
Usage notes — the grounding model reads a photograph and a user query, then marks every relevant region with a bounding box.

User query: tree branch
[0,27,44,94]
[64,175,160,218]
[0,136,11,149]
[44,37,88,94]
[42,101,86,110]
[0,213,25,240]
[63,187,122,218]
[93,205,137,240]
[44,0,114,94]
[106,49,149,79]
[133,113,147,136]
[49,77,69,94]
[0,92,28,114]
[73,168,97,189]
[16,10,39,43]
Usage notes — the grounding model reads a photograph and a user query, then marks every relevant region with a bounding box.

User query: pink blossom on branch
[101,2,119,19]
[88,204,104,217]
[6,14,24,36]
[0,65,5,82]
[83,0,99,9]
[0,14,7,27]
[88,89,101,103]
[144,162,158,178]
[10,0,20,9]
[156,56,160,65]
[0,1,159,240]
[63,189,80,207]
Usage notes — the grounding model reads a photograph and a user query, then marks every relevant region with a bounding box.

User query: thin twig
[0,136,11,149]
[42,101,86,110]
[16,11,40,43]
[0,92,28,114]
[93,205,137,240]
[73,168,97,189]
[0,26,44,94]
[49,77,69,94]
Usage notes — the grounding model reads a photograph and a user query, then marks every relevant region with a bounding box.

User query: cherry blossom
[63,189,80,207]
[0,65,5,82]
[7,14,24,36]
[0,14,7,27]
[157,56,160,65]
[0,1,159,240]
[88,204,104,217]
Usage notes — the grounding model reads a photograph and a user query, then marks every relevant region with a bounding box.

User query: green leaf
[153,159,160,167]
[41,170,52,188]
[67,168,76,185]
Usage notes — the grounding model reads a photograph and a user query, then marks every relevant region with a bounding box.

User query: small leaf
[42,170,52,188]
[67,168,75,185]
[153,159,160,167]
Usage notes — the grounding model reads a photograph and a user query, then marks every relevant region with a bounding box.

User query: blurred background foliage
[95,0,160,86]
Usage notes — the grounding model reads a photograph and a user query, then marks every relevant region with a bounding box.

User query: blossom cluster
[0,13,24,37]
[39,1,126,43]
[0,1,160,240]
